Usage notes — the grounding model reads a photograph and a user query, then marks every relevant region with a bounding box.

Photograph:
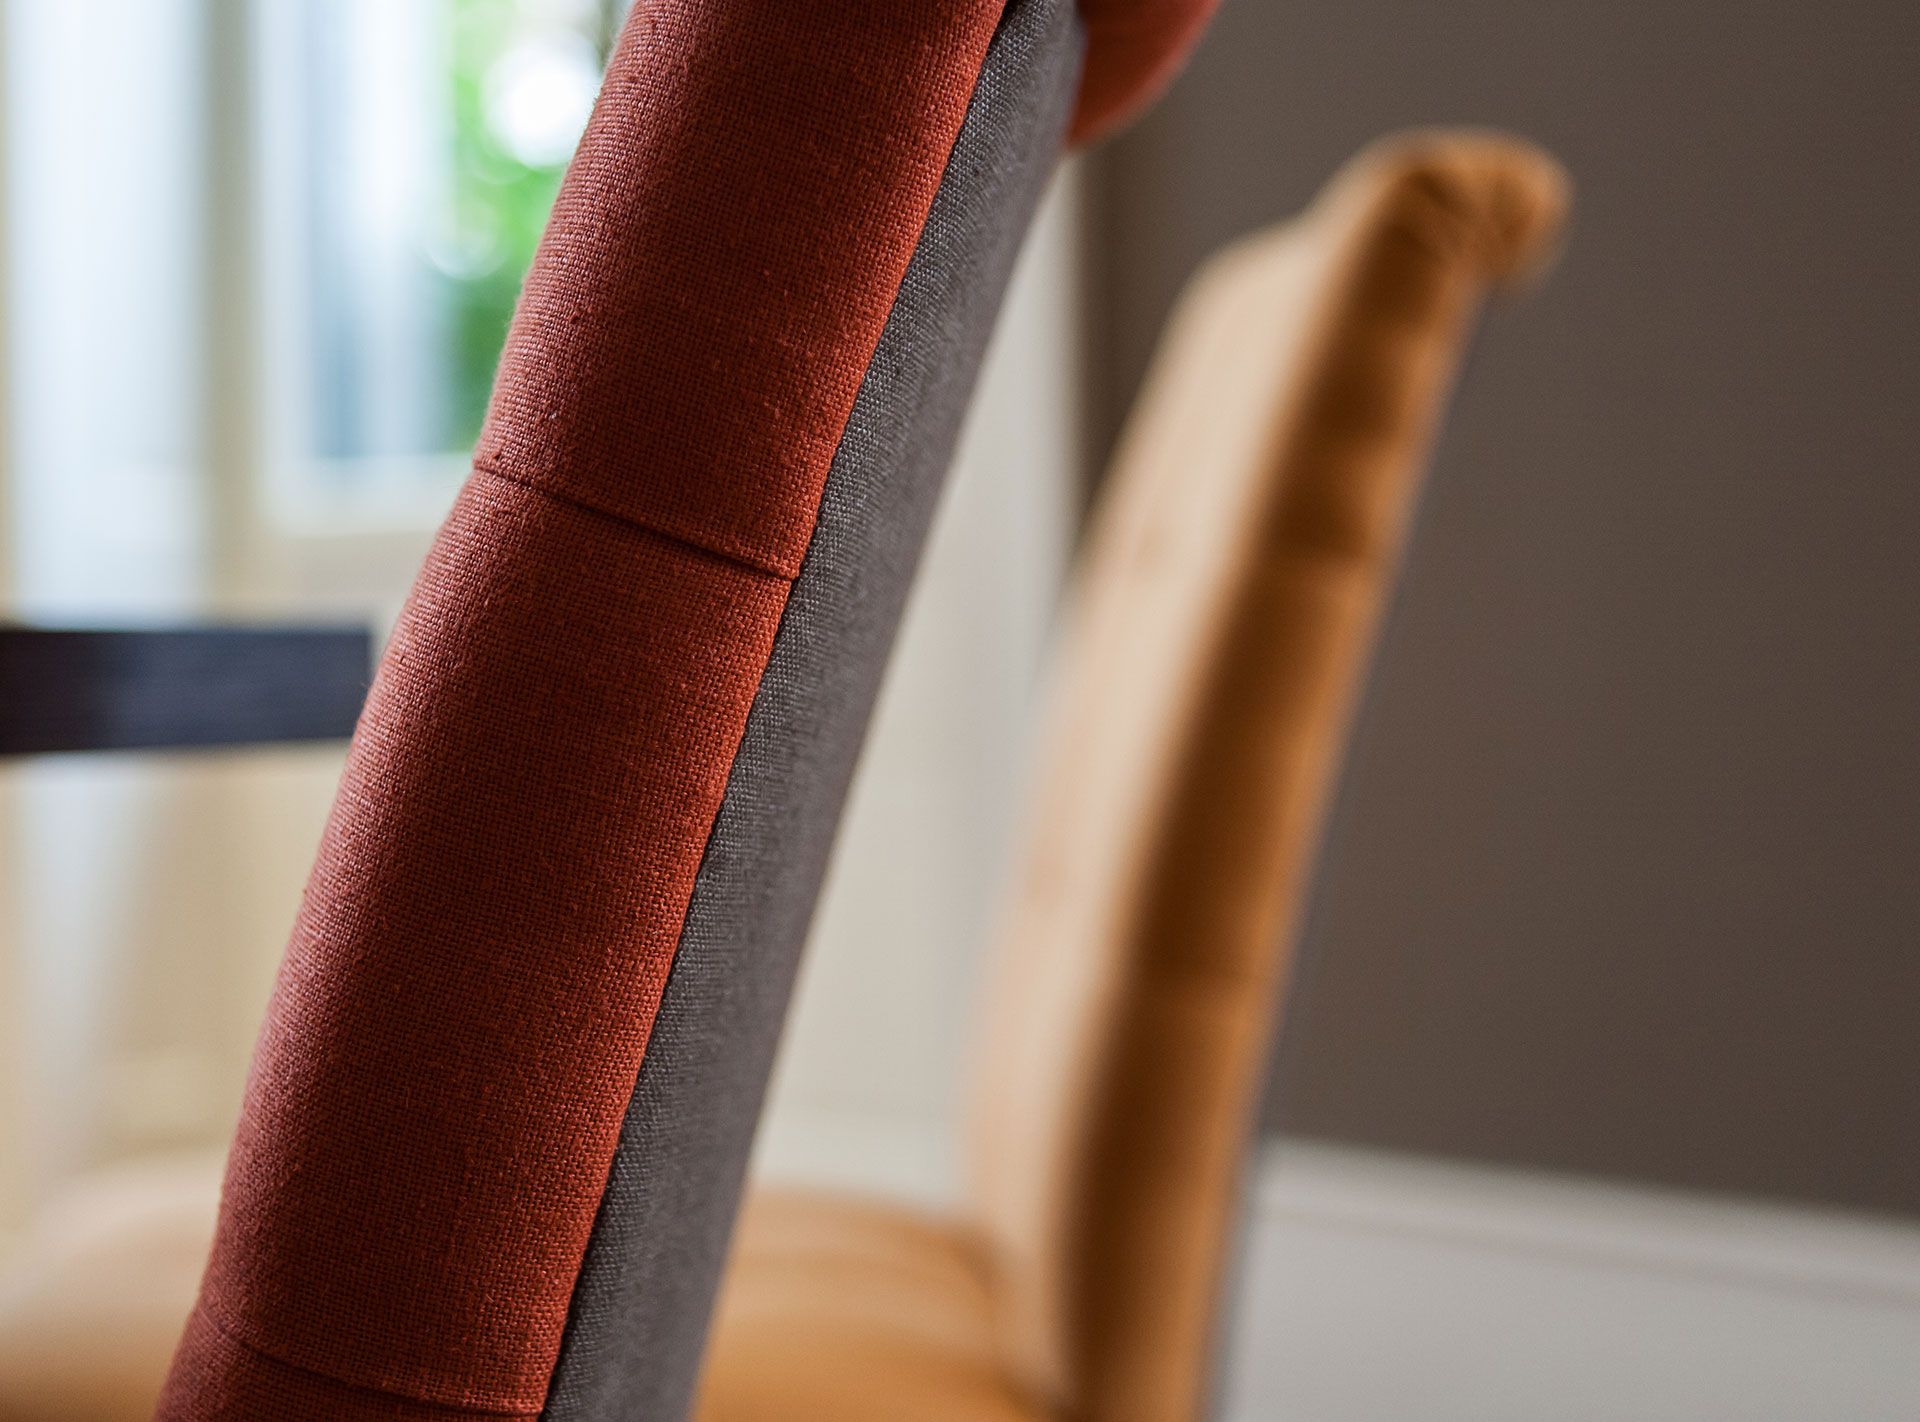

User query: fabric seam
[470,459,797,584]
[192,1297,542,1419]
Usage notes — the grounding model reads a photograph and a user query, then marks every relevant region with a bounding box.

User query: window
[259,0,630,527]
[3,0,635,604]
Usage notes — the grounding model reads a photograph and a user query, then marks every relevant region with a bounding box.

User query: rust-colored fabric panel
[475,1,1003,580]
[1069,0,1219,144]
[161,479,788,1417]
[156,0,1010,1414]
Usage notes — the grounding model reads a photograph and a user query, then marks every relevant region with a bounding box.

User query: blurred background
[1,2,1915,1418]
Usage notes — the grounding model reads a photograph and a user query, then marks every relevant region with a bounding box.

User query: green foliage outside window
[435,0,622,447]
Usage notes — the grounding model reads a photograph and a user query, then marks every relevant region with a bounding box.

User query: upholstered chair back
[968,134,1569,1422]
[153,3,1217,1419]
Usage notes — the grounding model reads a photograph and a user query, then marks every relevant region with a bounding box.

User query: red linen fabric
[477,1,1002,579]
[155,2,1004,1417]
[155,0,1226,1415]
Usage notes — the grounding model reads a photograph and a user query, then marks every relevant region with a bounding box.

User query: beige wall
[2,752,339,1221]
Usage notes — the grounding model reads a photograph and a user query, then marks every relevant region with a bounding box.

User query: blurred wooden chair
[697,131,1566,1422]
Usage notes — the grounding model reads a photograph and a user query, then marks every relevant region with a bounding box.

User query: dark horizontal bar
[0,623,373,756]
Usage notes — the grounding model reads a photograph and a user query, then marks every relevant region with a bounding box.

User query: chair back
[149,0,1177,1416]
[967,133,1570,1422]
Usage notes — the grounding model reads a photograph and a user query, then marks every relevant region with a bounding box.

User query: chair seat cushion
[0,1175,1046,1422]
[698,1191,1044,1422]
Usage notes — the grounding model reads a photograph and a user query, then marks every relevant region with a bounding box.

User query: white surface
[1224,1141,1920,1422]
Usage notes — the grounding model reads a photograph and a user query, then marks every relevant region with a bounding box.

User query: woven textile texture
[155,1,1009,1417]
[538,1,1082,1417]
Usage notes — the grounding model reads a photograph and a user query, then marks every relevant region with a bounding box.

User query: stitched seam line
[470,460,797,583]
[194,1299,542,1419]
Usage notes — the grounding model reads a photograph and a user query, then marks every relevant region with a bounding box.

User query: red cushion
[154,1,1221,1417]
[1072,0,1221,143]
[157,4,1003,1417]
